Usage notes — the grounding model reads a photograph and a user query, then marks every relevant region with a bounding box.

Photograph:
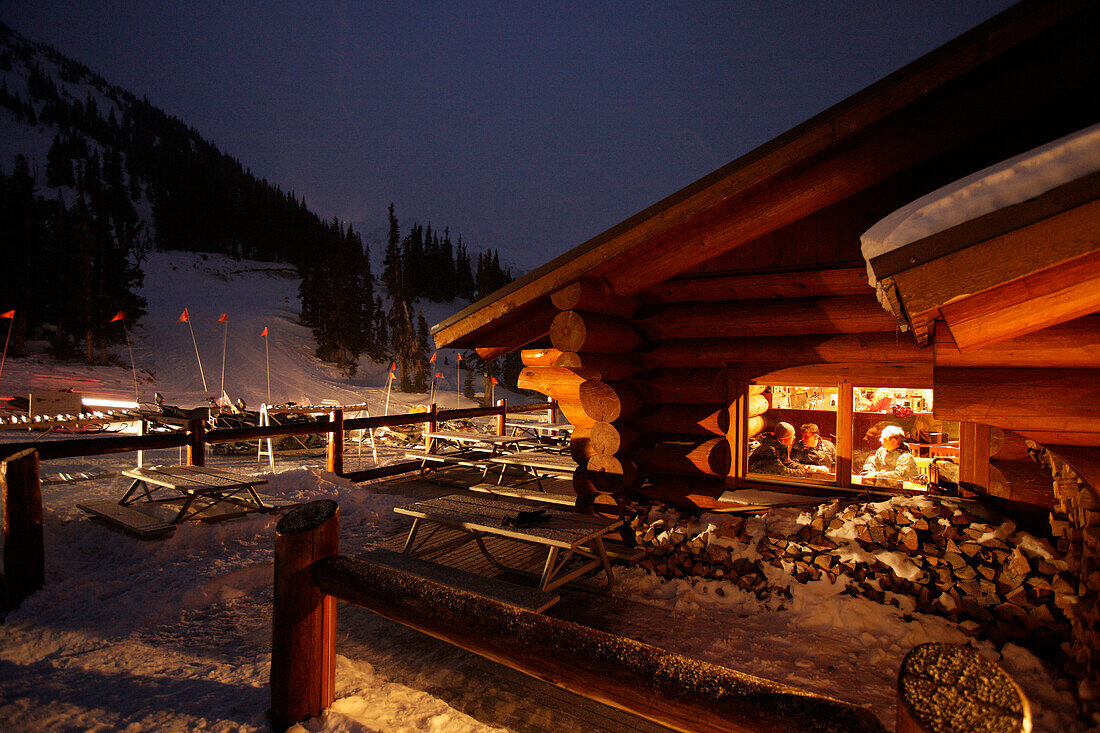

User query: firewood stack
[517,279,643,502]
[626,493,1097,700]
[1037,446,1100,687]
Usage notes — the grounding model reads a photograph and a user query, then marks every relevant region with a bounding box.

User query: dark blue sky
[3,1,1016,270]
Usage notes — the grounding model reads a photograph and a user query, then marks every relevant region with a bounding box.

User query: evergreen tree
[413,311,430,392]
[381,203,402,300]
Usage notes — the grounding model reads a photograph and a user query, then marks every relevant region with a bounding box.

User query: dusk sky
[3,1,1016,271]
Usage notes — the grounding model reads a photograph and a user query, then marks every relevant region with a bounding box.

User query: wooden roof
[432,0,1099,355]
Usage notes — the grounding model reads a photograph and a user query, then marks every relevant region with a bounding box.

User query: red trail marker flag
[218,313,228,322]
[178,308,190,322]
[260,327,268,336]
[0,309,13,379]
[429,351,437,364]
[110,311,138,401]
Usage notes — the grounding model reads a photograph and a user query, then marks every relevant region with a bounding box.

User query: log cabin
[433,0,1098,508]
[431,0,1100,682]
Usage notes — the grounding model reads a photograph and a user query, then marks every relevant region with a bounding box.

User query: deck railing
[0,399,555,610]
[270,499,892,733]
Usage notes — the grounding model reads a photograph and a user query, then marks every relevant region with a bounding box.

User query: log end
[276,499,339,535]
[896,643,1030,733]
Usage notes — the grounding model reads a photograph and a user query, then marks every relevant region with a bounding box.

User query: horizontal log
[631,404,729,436]
[589,421,639,456]
[941,245,1100,351]
[550,310,641,354]
[643,267,871,304]
[551,278,641,318]
[933,367,1100,437]
[520,348,564,367]
[633,370,726,404]
[637,295,897,341]
[1,431,190,461]
[741,362,933,388]
[553,352,640,382]
[933,314,1100,369]
[316,555,886,733]
[468,301,557,360]
[987,459,1055,509]
[628,476,728,507]
[632,438,731,478]
[629,406,765,439]
[892,197,1100,348]
[517,366,600,403]
[639,333,928,369]
[989,428,1031,462]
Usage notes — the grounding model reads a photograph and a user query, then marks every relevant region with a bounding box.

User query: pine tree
[381,203,402,299]
[413,311,430,392]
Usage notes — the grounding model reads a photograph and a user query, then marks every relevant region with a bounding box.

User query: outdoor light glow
[81,397,140,409]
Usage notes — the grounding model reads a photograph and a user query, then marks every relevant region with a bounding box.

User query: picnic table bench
[393,493,622,607]
[78,465,298,536]
[485,450,578,489]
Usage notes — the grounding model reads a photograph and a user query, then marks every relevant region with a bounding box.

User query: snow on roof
[861,121,1100,289]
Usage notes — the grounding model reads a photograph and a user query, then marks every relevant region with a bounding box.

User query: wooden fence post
[897,643,1030,733]
[547,396,557,423]
[271,500,339,731]
[496,398,507,435]
[2,448,44,609]
[186,419,205,467]
[326,410,343,477]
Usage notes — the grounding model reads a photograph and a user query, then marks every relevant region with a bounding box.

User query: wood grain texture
[636,296,897,341]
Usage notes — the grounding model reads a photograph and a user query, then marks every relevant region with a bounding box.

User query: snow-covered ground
[0,252,1089,732]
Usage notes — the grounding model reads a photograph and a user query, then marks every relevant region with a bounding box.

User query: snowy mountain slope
[1,250,479,415]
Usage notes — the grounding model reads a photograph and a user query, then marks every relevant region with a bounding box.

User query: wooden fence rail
[270,500,890,733]
[0,400,554,611]
[0,401,554,468]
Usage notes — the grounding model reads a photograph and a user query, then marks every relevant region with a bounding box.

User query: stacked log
[1039,447,1100,685]
[623,493,1094,709]
[518,279,643,498]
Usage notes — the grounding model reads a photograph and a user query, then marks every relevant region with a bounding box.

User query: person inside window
[791,423,835,472]
[860,425,919,487]
[748,422,809,476]
[868,387,894,412]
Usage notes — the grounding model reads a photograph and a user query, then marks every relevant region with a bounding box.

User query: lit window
[746,385,837,482]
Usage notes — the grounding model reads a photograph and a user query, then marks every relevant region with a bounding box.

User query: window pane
[853,386,957,492]
[747,385,837,482]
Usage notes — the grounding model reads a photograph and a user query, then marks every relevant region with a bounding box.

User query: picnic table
[424,430,526,455]
[405,430,528,483]
[393,493,621,600]
[78,465,298,536]
[505,419,575,442]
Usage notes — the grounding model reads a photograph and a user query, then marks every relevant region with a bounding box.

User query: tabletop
[425,431,526,446]
[394,493,620,550]
[121,465,267,492]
